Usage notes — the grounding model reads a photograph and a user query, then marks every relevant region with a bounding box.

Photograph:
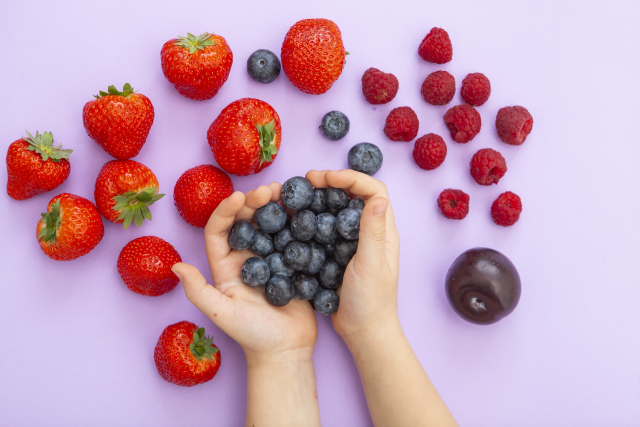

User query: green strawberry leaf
[174,32,216,54]
[38,200,63,243]
[23,131,72,162]
[111,186,164,230]
[189,326,218,361]
[256,119,278,165]
[94,83,135,99]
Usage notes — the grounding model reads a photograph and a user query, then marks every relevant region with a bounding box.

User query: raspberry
[491,191,522,226]
[421,71,455,106]
[461,73,491,106]
[470,148,507,185]
[361,67,399,104]
[418,27,452,64]
[384,106,419,142]
[443,104,481,143]
[496,106,534,145]
[437,189,470,220]
[413,134,447,170]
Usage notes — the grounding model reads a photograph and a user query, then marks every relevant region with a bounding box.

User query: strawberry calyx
[189,327,218,361]
[94,83,135,99]
[23,131,72,162]
[174,33,216,54]
[256,119,278,165]
[38,199,63,243]
[112,186,165,230]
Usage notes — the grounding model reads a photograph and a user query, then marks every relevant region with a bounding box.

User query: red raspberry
[421,71,455,106]
[418,27,452,64]
[443,104,481,143]
[384,107,419,142]
[437,189,470,220]
[361,67,399,104]
[413,134,447,170]
[470,148,507,185]
[496,106,534,145]
[491,191,522,226]
[461,73,491,106]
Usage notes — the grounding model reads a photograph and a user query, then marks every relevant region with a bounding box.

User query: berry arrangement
[5,20,535,386]
[232,176,362,315]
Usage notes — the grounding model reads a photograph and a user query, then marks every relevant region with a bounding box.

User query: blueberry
[304,240,326,275]
[228,220,255,251]
[320,111,350,141]
[314,213,337,244]
[265,275,295,306]
[348,142,383,176]
[336,208,361,240]
[308,188,327,214]
[318,259,344,289]
[335,238,358,267]
[283,241,311,270]
[241,257,270,287]
[265,252,295,278]
[324,187,349,210]
[324,238,337,258]
[292,273,319,300]
[274,226,296,253]
[249,229,274,257]
[290,210,316,241]
[281,177,314,211]
[327,206,342,216]
[255,202,287,233]
[313,289,340,315]
[348,197,365,210]
[247,49,281,84]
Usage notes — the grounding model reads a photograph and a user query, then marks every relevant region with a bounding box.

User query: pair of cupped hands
[171,169,400,365]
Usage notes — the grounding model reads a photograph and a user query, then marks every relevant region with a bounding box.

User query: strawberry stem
[38,199,63,243]
[112,186,165,229]
[256,119,278,165]
[174,33,216,54]
[23,131,72,162]
[94,83,135,99]
[188,327,218,361]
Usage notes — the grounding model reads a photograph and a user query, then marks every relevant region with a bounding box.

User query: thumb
[172,262,235,330]
[356,197,389,265]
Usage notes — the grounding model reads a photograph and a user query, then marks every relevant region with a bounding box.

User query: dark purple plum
[445,247,521,325]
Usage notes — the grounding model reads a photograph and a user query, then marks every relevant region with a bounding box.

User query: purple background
[1,1,639,426]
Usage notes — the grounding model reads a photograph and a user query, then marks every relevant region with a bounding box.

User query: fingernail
[171,265,184,282]
[373,202,388,216]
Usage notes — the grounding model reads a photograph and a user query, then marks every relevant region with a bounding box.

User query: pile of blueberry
[229,176,363,315]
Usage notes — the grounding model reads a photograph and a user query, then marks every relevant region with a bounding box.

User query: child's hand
[171,184,318,364]
[305,170,400,344]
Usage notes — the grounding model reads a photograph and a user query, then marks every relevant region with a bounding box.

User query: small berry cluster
[229,176,363,315]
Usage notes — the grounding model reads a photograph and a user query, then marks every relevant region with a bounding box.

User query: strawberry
[207,98,281,176]
[117,236,182,296]
[161,32,233,101]
[6,131,72,200]
[36,193,104,261]
[173,165,234,228]
[154,321,221,387]
[82,83,154,160]
[94,160,164,229]
[281,18,346,94]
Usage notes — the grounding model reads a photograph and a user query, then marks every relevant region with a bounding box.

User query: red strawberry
[82,83,154,160]
[6,131,72,200]
[281,19,346,94]
[173,165,234,228]
[94,160,164,229]
[36,193,104,261]
[207,98,281,176]
[154,321,221,387]
[161,32,233,100]
[117,236,182,296]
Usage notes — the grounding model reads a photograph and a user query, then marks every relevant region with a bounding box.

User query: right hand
[305,170,401,344]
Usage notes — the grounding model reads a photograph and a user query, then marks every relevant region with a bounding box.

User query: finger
[236,185,272,221]
[354,196,389,271]
[172,262,236,331]
[325,170,390,200]
[205,191,246,261]
[305,170,329,188]
[268,182,282,202]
